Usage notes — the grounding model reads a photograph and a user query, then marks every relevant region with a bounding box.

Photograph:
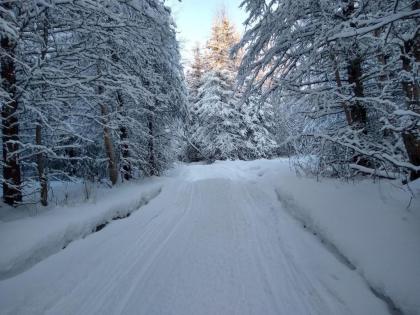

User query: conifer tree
[185,45,206,161]
[187,44,206,104]
[239,94,278,159]
[185,8,277,162]
[206,9,240,71]
[193,70,242,160]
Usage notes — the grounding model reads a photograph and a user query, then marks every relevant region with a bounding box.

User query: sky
[166,0,247,63]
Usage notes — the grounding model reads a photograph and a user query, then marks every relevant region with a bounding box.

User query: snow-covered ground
[0,159,419,315]
[0,178,163,280]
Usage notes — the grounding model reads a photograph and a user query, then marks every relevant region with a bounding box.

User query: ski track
[0,163,389,315]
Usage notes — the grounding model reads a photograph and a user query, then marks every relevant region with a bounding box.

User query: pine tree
[206,9,240,71]
[185,8,277,162]
[1,1,22,205]
[185,45,206,161]
[187,44,205,104]
[193,70,242,160]
[239,94,278,159]
[187,10,243,161]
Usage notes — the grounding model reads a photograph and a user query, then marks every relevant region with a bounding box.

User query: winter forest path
[0,162,390,314]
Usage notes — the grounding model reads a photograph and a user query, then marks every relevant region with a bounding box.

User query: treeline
[235,0,420,181]
[0,0,185,206]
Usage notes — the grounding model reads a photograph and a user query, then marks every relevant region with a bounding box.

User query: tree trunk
[36,10,49,206]
[329,51,352,125]
[147,113,158,176]
[36,123,48,206]
[400,17,420,180]
[100,104,118,185]
[332,1,367,131]
[402,132,420,180]
[120,124,131,180]
[373,28,389,87]
[346,56,370,167]
[347,57,367,130]
[117,92,131,181]
[110,48,131,181]
[1,5,22,205]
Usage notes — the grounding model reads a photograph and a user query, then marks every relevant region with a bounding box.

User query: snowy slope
[0,160,418,315]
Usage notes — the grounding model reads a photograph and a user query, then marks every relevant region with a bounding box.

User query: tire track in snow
[45,183,193,315]
[0,162,393,315]
[43,186,170,314]
[240,184,335,314]
[114,183,195,315]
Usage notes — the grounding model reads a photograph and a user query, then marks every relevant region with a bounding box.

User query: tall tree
[206,9,240,71]
[0,0,186,206]
[234,0,420,180]
[1,1,22,205]
[186,44,206,104]
[185,45,206,161]
[185,9,277,162]
[193,70,242,160]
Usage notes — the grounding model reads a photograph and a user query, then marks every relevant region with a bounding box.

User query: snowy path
[0,163,389,315]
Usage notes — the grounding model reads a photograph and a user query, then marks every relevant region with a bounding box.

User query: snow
[0,159,419,314]
[251,159,420,315]
[0,180,111,222]
[0,179,163,280]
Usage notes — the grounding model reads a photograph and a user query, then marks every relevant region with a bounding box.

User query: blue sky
[166,0,247,62]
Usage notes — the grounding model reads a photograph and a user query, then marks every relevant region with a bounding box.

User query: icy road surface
[0,162,389,315]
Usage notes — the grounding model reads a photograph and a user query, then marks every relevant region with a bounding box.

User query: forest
[0,0,419,207]
[1,0,185,206]
[0,1,419,314]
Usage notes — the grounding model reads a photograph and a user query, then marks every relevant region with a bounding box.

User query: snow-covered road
[0,162,391,314]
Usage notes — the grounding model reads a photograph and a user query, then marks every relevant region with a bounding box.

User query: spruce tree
[185,45,206,161]
[206,9,240,72]
[239,94,278,159]
[185,9,277,162]
[193,70,242,160]
[187,44,206,104]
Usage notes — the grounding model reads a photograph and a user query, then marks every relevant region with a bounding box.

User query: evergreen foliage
[185,10,277,162]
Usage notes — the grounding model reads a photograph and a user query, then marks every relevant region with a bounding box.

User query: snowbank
[247,159,420,315]
[0,179,163,280]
